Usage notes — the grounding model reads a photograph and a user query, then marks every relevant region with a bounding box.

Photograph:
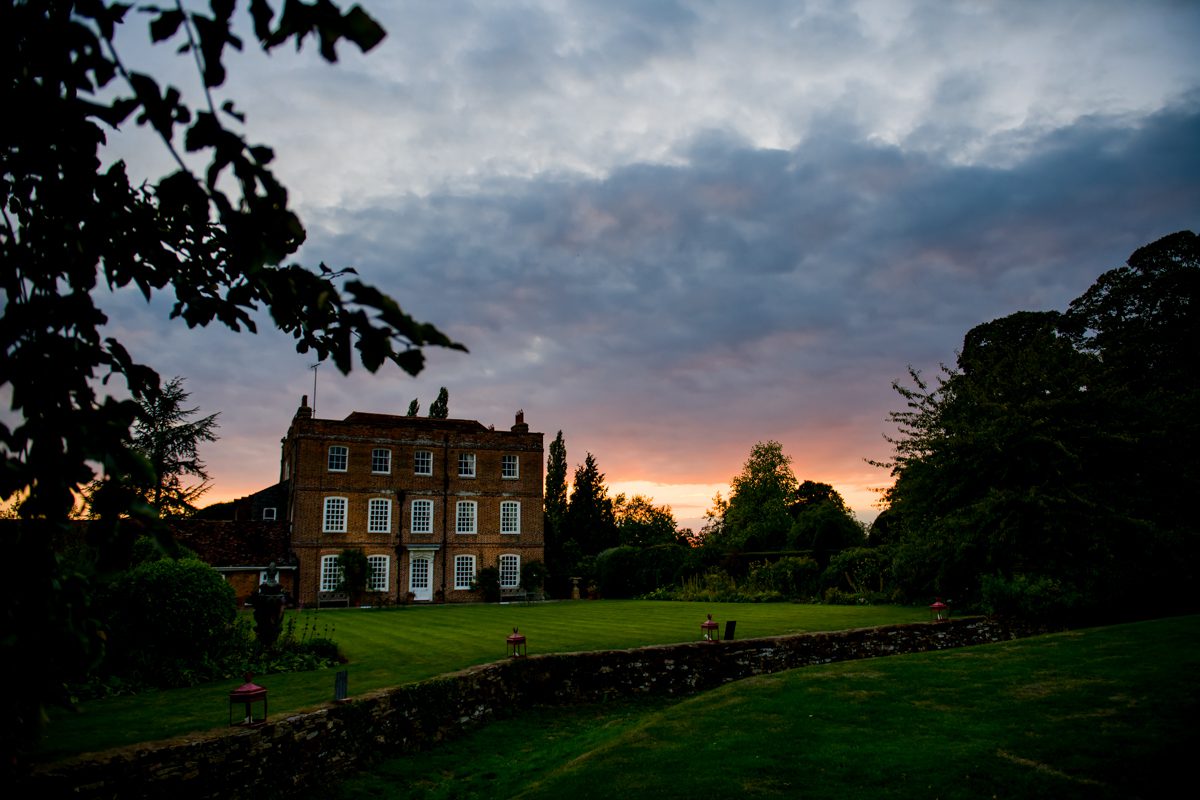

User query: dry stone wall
[24,617,1041,799]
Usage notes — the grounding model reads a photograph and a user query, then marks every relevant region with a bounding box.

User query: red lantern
[929,598,950,622]
[229,672,268,727]
[507,626,527,658]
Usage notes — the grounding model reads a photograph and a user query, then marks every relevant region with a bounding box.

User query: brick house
[172,518,297,606]
[280,397,545,606]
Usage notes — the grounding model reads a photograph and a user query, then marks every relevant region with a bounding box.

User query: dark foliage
[474,566,501,603]
[878,232,1200,619]
[100,557,238,687]
[1,1,460,762]
[427,387,449,419]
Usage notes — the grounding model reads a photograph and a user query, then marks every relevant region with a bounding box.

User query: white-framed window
[328,445,348,472]
[368,498,392,533]
[499,554,520,588]
[454,555,476,590]
[410,499,433,534]
[371,448,392,474]
[501,500,521,534]
[502,455,519,479]
[320,554,343,592]
[414,449,432,476]
[367,555,390,592]
[456,500,477,534]
[261,507,277,521]
[323,496,347,533]
[458,452,476,478]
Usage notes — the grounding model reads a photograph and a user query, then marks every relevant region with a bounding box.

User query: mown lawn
[37,600,927,759]
[323,614,1199,800]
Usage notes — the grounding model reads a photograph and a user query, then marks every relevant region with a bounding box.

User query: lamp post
[701,613,719,642]
[229,672,268,727]
[507,626,527,658]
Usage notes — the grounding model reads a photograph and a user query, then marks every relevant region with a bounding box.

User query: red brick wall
[281,409,544,606]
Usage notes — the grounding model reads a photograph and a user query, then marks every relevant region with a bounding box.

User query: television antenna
[310,361,321,416]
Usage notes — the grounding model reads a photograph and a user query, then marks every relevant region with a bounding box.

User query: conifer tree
[428,387,449,418]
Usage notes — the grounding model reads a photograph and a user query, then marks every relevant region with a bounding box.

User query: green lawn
[323,614,1200,800]
[38,601,928,759]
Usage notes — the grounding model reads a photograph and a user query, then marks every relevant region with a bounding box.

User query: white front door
[409,554,433,601]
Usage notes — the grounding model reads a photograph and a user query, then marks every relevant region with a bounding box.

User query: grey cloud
[295,100,1199,441]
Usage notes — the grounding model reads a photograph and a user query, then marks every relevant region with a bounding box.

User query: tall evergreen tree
[543,431,571,594]
[545,431,568,537]
[565,453,618,557]
[133,377,220,518]
[87,376,220,522]
[406,398,420,416]
[428,387,449,418]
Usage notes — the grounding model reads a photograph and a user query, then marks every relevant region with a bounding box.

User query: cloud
[82,1,1200,529]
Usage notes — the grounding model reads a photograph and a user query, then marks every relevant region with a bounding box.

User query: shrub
[746,556,821,598]
[520,560,548,594]
[474,566,502,602]
[649,569,785,603]
[822,547,893,594]
[980,573,1085,621]
[129,534,199,566]
[337,548,371,601]
[596,546,642,598]
[821,587,889,605]
[101,557,239,687]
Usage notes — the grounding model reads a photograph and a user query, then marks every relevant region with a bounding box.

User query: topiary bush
[474,566,502,602]
[101,557,240,687]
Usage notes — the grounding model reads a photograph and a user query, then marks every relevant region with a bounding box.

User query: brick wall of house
[281,399,545,606]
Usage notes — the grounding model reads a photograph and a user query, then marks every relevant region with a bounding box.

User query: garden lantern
[229,672,268,727]
[701,613,719,642]
[929,597,950,622]
[507,626,527,658]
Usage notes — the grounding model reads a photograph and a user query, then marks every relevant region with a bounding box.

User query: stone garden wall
[23,617,1041,799]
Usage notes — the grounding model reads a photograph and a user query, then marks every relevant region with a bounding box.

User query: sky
[96,0,1200,532]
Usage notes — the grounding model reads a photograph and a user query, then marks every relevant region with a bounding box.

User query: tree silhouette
[1,2,462,762]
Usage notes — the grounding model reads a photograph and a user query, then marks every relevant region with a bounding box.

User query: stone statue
[252,561,287,648]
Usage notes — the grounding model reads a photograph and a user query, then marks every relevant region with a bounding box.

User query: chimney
[510,409,529,433]
[295,394,313,420]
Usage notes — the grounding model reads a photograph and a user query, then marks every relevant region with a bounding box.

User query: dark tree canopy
[564,452,618,557]
[544,430,568,537]
[703,441,862,562]
[720,440,798,551]
[541,430,570,594]
[427,387,450,418]
[129,376,219,518]
[1,1,462,762]
[878,231,1200,619]
[614,494,679,548]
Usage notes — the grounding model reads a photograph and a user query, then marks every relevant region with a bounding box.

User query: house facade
[280,396,545,606]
